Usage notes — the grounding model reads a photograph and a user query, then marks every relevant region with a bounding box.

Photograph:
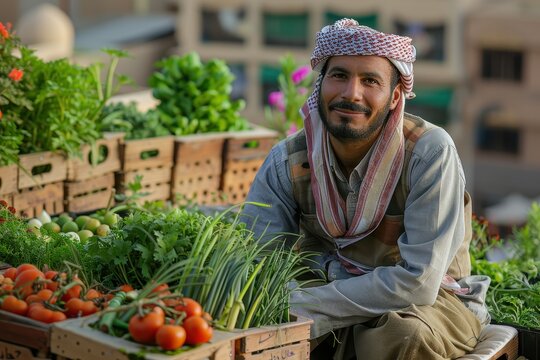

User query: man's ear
[389,83,402,110]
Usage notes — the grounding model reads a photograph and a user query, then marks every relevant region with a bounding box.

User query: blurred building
[2,0,540,220]
[463,0,540,217]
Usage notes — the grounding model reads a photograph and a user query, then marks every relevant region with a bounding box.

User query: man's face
[318,55,401,142]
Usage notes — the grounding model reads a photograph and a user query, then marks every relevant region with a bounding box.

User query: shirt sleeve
[241,141,300,247]
[289,127,468,338]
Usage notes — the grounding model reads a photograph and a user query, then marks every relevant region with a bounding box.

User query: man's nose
[341,79,363,102]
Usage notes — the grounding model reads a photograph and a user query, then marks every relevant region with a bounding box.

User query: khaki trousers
[313,289,482,360]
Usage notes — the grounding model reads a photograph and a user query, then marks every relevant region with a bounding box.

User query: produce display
[470,205,540,330]
[0,198,313,357]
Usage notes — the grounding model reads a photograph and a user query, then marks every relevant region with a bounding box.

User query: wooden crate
[66,133,124,181]
[172,133,226,206]
[18,151,67,190]
[12,182,64,218]
[50,316,238,360]
[64,172,115,213]
[0,164,18,198]
[221,127,278,204]
[0,309,52,359]
[117,136,175,203]
[235,315,311,360]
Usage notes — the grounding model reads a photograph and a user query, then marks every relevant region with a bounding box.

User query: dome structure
[16,4,74,60]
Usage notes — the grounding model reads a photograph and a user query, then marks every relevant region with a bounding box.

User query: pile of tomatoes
[103,284,213,351]
[0,263,104,323]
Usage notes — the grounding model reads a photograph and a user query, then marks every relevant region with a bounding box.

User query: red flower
[8,68,23,82]
[0,22,9,39]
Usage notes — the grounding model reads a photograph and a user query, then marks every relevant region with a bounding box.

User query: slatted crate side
[235,341,310,360]
[0,164,18,196]
[221,132,278,204]
[12,182,64,218]
[0,310,51,358]
[50,317,239,360]
[120,136,174,172]
[18,151,67,190]
[116,166,172,203]
[172,134,226,206]
[235,315,312,355]
[66,133,124,181]
[64,173,115,213]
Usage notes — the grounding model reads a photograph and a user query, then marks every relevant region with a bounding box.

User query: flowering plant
[264,54,313,138]
[0,22,32,166]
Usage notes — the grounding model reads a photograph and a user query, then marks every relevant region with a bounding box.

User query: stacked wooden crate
[171,133,227,206]
[64,133,124,213]
[116,136,175,204]
[13,151,67,218]
[0,164,17,207]
[221,127,278,205]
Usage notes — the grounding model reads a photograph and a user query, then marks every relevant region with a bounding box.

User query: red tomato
[28,304,54,323]
[36,288,56,304]
[1,295,28,316]
[14,268,45,298]
[61,281,82,302]
[174,298,202,319]
[15,263,39,277]
[84,289,101,300]
[50,310,67,322]
[3,267,17,280]
[150,283,170,296]
[183,316,213,345]
[118,284,134,293]
[64,298,97,318]
[156,325,186,350]
[128,307,165,344]
[44,270,60,291]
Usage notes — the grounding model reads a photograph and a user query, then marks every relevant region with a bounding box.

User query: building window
[228,63,247,101]
[481,49,523,82]
[406,87,453,127]
[324,12,379,29]
[259,65,281,106]
[263,12,309,48]
[477,122,520,155]
[394,21,445,62]
[201,8,246,43]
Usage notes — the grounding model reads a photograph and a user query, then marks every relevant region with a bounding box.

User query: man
[242,19,489,359]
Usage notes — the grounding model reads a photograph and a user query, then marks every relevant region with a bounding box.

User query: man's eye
[364,78,379,85]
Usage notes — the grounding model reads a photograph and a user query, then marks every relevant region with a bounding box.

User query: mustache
[329,101,371,114]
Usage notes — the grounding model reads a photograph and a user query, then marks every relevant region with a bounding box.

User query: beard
[318,96,392,141]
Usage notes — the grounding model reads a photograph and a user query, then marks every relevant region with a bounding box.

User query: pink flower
[291,65,311,84]
[297,87,308,96]
[268,91,285,112]
[287,123,298,136]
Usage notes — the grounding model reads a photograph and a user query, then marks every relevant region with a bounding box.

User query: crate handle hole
[88,145,109,165]
[31,163,52,176]
[140,149,160,160]
[243,140,260,149]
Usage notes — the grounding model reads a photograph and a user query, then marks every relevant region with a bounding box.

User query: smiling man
[242,19,489,359]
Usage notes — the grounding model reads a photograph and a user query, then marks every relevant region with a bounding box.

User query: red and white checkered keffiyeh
[301,19,416,263]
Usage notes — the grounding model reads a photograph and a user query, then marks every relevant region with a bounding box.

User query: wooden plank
[50,316,240,360]
[0,310,50,352]
[121,166,172,186]
[64,173,115,213]
[173,137,224,176]
[223,137,276,162]
[18,151,67,189]
[66,133,124,181]
[0,340,50,360]
[12,182,64,218]
[237,341,310,360]
[121,136,174,171]
[489,333,518,360]
[221,158,265,204]
[236,316,312,354]
[0,164,18,195]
